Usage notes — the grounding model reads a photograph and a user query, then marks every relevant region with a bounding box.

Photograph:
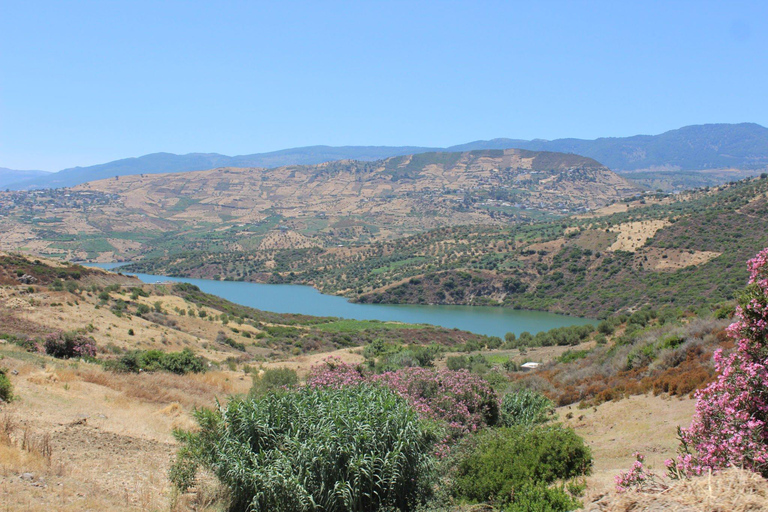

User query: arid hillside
[0,149,637,261]
[130,175,768,317]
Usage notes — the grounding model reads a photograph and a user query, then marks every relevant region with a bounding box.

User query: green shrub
[105,348,206,375]
[160,349,207,374]
[557,349,590,364]
[172,385,436,511]
[0,368,12,402]
[505,482,581,512]
[500,389,555,426]
[452,425,591,510]
[216,331,246,351]
[250,367,298,397]
[485,336,502,349]
[446,355,470,371]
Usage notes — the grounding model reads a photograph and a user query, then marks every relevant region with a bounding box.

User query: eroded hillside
[0,149,637,261]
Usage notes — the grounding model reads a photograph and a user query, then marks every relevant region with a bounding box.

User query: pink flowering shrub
[373,367,499,436]
[307,357,499,439]
[44,331,97,359]
[669,247,768,477]
[305,356,366,389]
[615,452,660,492]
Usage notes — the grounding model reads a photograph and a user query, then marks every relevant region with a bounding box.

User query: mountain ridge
[5,123,768,190]
[0,167,50,189]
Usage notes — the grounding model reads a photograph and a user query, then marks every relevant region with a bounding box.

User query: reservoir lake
[87,263,595,338]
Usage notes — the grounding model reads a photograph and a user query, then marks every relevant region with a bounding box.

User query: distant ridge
[0,168,50,189]
[5,123,768,190]
[474,123,768,172]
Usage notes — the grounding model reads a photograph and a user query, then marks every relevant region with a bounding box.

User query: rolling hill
[125,175,768,318]
[5,123,767,190]
[0,149,637,262]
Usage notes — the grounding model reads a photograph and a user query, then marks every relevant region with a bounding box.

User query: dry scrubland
[0,352,246,511]
[1,250,767,510]
[0,342,702,511]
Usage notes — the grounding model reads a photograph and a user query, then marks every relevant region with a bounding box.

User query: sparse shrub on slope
[0,368,12,402]
[452,425,592,511]
[171,385,436,512]
[249,367,298,397]
[511,314,727,408]
[105,348,206,374]
[671,247,768,477]
[43,331,97,359]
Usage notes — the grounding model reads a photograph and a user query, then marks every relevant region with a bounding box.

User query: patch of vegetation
[452,425,591,511]
[315,319,414,332]
[105,348,206,375]
[43,331,97,359]
[0,367,13,402]
[514,314,727,407]
[249,367,298,397]
[500,389,555,426]
[172,385,436,511]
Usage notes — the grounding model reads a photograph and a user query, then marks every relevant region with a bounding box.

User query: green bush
[172,385,436,511]
[453,425,591,510]
[505,482,581,512]
[105,348,206,375]
[160,349,207,374]
[250,367,298,397]
[0,368,12,402]
[485,336,502,349]
[446,355,470,371]
[500,389,555,426]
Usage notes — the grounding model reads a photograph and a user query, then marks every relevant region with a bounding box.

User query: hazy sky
[1,1,766,171]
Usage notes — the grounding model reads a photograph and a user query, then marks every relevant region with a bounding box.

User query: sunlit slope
[0,149,637,260]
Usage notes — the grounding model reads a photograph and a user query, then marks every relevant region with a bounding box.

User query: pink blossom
[671,247,768,477]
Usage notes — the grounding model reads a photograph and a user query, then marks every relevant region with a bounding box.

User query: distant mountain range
[4,123,768,190]
[0,168,50,189]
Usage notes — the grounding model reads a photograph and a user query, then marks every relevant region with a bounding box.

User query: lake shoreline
[81,261,596,338]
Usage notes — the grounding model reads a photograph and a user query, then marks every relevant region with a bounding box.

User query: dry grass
[0,357,239,511]
[74,367,247,409]
[608,220,670,252]
[582,468,768,511]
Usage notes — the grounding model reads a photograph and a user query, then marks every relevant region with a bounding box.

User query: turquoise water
[87,263,595,338]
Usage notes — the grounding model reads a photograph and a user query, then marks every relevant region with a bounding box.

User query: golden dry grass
[0,345,244,511]
[561,394,697,492]
[582,468,768,511]
[608,220,670,252]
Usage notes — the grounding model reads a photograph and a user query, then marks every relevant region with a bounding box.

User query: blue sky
[1,1,766,171]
